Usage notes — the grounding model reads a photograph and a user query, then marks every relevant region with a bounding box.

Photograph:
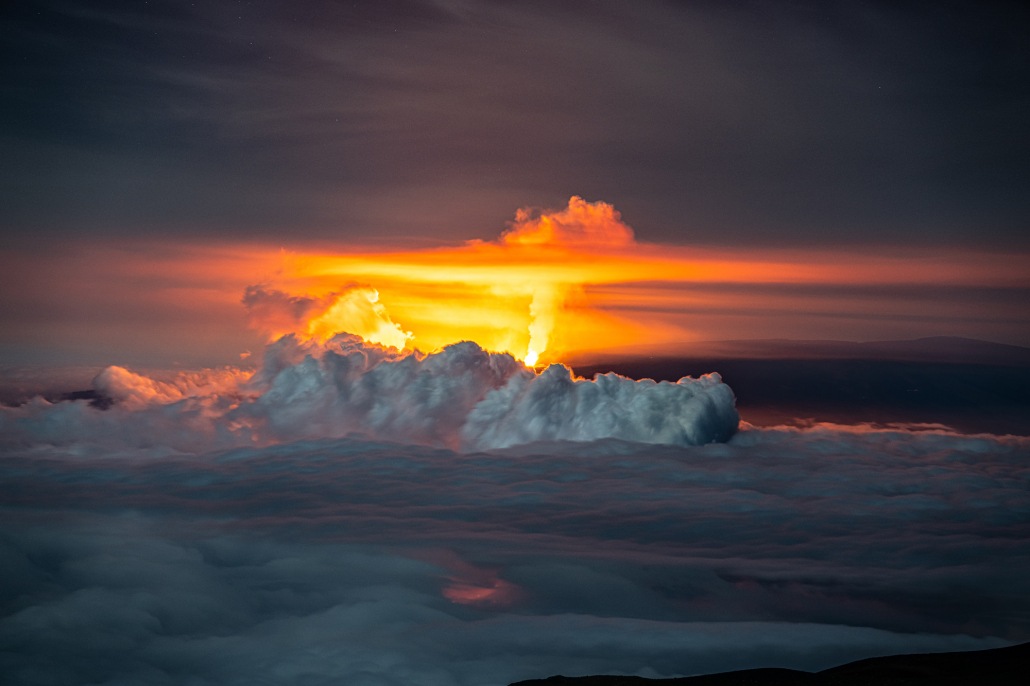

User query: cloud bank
[1,423,1027,685]
[1,334,738,455]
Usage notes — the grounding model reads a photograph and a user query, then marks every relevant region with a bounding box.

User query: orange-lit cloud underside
[247,198,1028,364]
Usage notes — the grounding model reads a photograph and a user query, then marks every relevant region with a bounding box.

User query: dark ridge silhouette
[509,641,1028,686]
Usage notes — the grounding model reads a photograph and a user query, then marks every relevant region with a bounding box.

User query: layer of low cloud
[2,332,1028,684]
[2,422,1027,685]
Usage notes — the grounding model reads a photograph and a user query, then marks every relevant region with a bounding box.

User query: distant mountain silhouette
[510,640,1028,686]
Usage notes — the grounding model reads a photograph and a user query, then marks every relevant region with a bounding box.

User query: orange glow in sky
[4,197,1027,369]
[241,197,1029,365]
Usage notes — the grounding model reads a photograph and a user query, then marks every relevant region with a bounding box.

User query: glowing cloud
[245,196,1029,367]
[499,195,635,247]
[240,197,651,364]
[92,366,250,411]
[244,284,411,349]
[4,196,1027,371]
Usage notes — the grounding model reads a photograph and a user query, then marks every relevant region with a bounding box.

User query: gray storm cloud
[1,334,739,454]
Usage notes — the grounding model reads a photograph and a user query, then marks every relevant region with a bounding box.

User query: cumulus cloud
[462,364,737,450]
[499,196,635,248]
[0,334,738,453]
[92,365,247,410]
[243,284,413,349]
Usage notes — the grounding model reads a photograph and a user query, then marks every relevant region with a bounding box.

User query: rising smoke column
[497,196,636,364]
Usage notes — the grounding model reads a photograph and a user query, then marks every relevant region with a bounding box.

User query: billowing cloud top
[499,196,635,248]
[2,334,739,455]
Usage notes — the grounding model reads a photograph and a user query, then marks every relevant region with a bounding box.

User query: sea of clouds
[2,336,1028,685]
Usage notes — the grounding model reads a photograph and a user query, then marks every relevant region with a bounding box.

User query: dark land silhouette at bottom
[510,640,1028,685]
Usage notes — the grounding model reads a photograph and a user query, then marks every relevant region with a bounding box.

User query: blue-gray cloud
[1,334,739,452]
[2,419,1027,684]
[1,328,1028,683]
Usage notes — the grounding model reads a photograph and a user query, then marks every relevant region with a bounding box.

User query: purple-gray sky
[3,0,1028,247]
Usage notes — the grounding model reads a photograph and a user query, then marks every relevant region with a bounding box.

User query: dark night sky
[3,0,1029,248]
